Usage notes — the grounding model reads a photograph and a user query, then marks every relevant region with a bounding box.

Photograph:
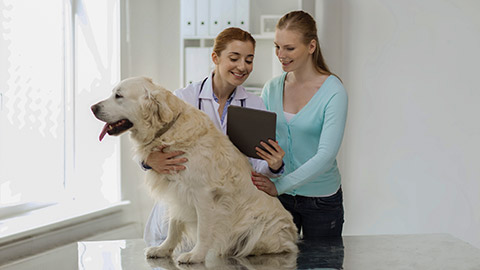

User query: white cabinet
[184,47,213,85]
[179,0,316,91]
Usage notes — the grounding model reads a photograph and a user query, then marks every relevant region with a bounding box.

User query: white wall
[319,0,480,248]
[119,0,181,231]
[120,0,480,248]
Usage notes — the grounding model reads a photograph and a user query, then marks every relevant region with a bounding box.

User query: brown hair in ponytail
[213,27,256,57]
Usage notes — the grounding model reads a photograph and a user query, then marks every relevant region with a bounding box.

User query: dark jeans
[278,188,344,240]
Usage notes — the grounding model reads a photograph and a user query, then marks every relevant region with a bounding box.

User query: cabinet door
[185,47,212,85]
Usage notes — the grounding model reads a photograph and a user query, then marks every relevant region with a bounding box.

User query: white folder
[196,0,209,36]
[235,0,249,31]
[221,0,236,30]
[185,47,212,86]
[181,0,196,36]
[209,0,223,36]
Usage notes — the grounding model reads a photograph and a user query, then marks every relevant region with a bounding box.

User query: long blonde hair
[277,10,339,79]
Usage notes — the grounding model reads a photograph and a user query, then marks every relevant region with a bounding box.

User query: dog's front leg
[145,218,185,258]
[177,198,216,264]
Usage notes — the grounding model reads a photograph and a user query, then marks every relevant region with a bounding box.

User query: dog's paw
[144,246,173,258]
[177,251,205,264]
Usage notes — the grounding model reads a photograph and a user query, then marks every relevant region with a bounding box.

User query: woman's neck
[289,59,319,84]
[212,72,236,100]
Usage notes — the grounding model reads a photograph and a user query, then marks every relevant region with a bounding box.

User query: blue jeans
[278,188,344,240]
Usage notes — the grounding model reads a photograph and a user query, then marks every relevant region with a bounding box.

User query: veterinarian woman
[142,27,286,247]
[251,11,348,239]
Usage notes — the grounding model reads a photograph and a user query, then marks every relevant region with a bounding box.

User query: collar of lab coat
[198,73,248,102]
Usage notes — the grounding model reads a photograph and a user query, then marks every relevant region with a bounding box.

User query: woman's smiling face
[274,28,314,72]
[213,40,254,87]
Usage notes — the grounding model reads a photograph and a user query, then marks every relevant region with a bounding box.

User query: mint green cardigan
[261,73,348,196]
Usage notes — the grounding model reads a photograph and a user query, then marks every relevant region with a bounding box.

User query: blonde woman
[253,11,348,239]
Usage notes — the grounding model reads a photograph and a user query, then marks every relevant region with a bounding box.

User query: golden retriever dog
[91,77,298,264]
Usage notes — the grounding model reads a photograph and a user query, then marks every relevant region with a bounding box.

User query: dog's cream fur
[91,77,298,264]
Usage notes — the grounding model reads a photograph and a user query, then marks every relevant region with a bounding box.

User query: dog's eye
[115,93,123,99]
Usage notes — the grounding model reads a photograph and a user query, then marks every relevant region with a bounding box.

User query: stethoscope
[198,77,245,110]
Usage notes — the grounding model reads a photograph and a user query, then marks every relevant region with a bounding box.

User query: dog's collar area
[150,113,182,143]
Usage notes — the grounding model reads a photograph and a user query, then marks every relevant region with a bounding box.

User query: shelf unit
[179,0,316,91]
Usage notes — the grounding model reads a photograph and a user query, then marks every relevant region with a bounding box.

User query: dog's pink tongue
[99,123,109,141]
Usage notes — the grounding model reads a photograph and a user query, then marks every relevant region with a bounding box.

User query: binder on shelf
[209,0,223,36]
[235,0,249,31]
[185,47,212,86]
[221,0,236,30]
[196,0,209,36]
[181,0,196,36]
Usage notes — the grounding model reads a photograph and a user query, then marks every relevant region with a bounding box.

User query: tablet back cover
[226,105,276,159]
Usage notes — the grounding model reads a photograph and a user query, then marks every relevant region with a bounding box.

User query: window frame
[0,0,123,233]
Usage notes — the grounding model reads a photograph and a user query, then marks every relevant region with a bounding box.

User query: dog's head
[91,76,182,143]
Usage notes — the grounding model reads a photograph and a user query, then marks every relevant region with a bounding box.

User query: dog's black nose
[91,104,99,115]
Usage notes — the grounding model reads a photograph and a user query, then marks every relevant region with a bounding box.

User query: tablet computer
[226,105,277,159]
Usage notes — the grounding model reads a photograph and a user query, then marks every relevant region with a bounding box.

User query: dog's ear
[141,86,177,128]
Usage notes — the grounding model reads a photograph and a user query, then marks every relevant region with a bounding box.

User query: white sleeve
[173,83,198,107]
[249,157,283,178]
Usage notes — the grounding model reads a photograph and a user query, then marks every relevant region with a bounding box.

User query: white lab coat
[144,73,282,247]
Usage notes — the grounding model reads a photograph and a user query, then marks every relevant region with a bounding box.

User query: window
[0,0,121,219]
